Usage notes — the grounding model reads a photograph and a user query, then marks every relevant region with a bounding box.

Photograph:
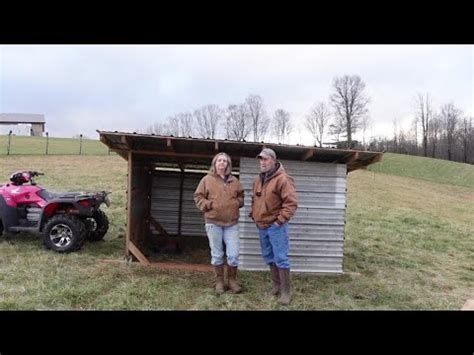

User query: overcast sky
[0,45,472,145]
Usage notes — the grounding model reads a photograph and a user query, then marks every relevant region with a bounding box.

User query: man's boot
[227,265,243,294]
[214,264,225,294]
[270,263,280,296]
[278,268,291,305]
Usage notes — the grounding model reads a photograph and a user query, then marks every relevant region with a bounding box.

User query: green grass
[368,152,474,188]
[0,135,110,155]
[0,154,473,310]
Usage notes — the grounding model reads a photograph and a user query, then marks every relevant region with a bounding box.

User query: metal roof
[0,113,46,124]
[98,130,383,172]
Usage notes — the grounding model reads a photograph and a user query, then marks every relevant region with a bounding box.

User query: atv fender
[0,195,18,231]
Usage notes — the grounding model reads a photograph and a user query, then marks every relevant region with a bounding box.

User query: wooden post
[177,165,185,237]
[79,134,83,155]
[7,130,12,155]
[126,151,132,259]
[45,132,49,155]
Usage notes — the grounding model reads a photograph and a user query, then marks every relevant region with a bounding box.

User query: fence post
[7,130,12,155]
[79,134,83,155]
[45,132,49,155]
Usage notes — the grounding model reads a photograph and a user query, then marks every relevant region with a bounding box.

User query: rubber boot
[278,268,291,305]
[214,264,225,294]
[270,263,280,296]
[227,265,243,294]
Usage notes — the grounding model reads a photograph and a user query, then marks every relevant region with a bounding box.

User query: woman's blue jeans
[205,223,240,267]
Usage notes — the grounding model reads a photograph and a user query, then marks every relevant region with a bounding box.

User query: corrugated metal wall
[150,171,207,237]
[239,158,347,274]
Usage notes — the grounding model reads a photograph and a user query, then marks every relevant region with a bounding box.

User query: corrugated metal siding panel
[181,174,207,236]
[238,157,346,274]
[150,172,207,237]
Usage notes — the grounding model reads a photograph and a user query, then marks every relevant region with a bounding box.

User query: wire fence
[1,131,112,156]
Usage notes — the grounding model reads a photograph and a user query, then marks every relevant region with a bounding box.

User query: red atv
[0,170,110,252]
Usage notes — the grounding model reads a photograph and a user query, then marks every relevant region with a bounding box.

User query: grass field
[368,152,474,189]
[0,151,473,310]
[0,134,109,155]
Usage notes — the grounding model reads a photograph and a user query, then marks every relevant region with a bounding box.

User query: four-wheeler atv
[0,170,111,253]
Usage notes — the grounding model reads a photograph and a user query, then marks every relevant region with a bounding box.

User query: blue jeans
[258,222,290,269]
[205,223,240,267]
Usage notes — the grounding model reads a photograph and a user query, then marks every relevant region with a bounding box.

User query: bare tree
[305,102,331,147]
[166,114,181,136]
[361,114,372,150]
[245,94,270,142]
[329,75,370,149]
[328,115,345,143]
[415,93,433,157]
[440,103,461,161]
[411,116,419,150]
[178,112,194,137]
[459,116,473,163]
[225,104,252,141]
[272,109,292,144]
[429,114,442,158]
[194,104,222,139]
[146,122,170,135]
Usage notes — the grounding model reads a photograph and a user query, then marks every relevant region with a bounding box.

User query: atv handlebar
[29,171,44,177]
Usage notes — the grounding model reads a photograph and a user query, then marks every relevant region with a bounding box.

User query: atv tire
[42,215,87,252]
[84,209,109,242]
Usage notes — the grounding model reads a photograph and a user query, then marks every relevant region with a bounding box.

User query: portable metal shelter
[98,131,383,273]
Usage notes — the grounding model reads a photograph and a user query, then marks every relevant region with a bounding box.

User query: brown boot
[270,263,280,296]
[227,265,243,294]
[214,264,225,294]
[278,268,291,305]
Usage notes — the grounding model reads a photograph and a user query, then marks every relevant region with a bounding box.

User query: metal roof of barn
[0,113,46,123]
[97,130,383,172]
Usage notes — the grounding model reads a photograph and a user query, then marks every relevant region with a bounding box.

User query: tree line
[144,75,473,164]
[369,95,473,164]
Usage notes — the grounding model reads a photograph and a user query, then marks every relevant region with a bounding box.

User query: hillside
[0,153,472,310]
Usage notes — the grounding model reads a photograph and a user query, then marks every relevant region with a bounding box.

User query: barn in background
[0,113,46,136]
[98,131,383,274]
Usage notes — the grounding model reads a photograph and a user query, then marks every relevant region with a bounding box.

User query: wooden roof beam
[301,149,315,161]
[166,138,174,151]
[112,148,226,159]
[344,151,360,165]
[121,135,134,149]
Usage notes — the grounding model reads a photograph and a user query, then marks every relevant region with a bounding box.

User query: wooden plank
[301,149,315,161]
[121,135,130,148]
[166,138,173,151]
[344,151,360,165]
[100,259,213,273]
[127,240,151,265]
[177,170,184,236]
[149,215,170,238]
[125,151,132,258]
[113,148,219,159]
[149,262,212,273]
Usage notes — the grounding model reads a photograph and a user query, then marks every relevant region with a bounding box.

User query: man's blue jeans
[258,222,290,269]
[205,223,240,267]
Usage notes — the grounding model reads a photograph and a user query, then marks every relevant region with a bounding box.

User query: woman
[193,152,244,294]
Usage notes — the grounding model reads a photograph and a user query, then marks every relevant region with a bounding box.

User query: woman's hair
[209,152,232,175]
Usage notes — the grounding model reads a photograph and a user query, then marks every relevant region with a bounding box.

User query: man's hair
[209,152,232,175]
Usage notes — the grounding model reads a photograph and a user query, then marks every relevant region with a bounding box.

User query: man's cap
[257,148,277,160]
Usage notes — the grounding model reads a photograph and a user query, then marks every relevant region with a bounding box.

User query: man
[249,148,298,305]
